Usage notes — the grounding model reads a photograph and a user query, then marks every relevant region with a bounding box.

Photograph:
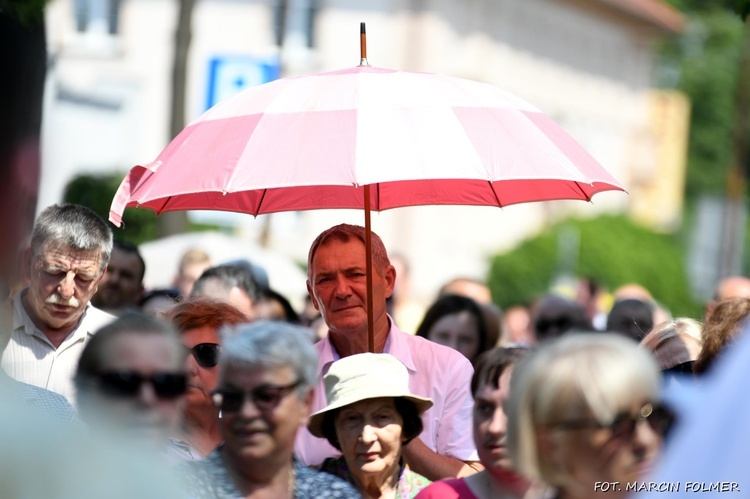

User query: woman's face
[428,311,480,361]
[181,325,220,412]
[543,401,663,494]
[334,397,404,483]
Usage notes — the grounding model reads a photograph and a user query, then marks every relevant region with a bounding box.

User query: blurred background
[10,0,750,321]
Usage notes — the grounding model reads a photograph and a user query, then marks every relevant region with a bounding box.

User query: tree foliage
[63,173,159,244]
[487,216,703,319]
[659,5,746,197]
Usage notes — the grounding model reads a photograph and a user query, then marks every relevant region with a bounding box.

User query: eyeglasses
[184,343,221,368]
[212,380,301,413]
[551,403,675,439]
[95,371,187,399]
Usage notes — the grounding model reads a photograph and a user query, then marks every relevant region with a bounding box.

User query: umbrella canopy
[109,65,624,226]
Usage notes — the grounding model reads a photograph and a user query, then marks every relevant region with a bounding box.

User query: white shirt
[1,289,115,405]
[295,319,479,466]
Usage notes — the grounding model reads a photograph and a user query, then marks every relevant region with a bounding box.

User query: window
[74,0,120,35]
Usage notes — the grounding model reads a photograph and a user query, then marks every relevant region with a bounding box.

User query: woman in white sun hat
[308,353,434,498]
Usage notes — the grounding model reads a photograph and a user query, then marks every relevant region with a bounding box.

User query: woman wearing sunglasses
[75,312,188,444]
[183,321,360,498]
[165,299,250,460]
[506,333,674,499]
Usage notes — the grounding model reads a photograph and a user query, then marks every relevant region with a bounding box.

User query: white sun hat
[307,353,433,438]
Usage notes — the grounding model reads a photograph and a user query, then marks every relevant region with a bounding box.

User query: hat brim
[307,394,433,438]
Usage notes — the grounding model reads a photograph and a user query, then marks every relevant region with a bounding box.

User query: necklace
[288,464,296,498]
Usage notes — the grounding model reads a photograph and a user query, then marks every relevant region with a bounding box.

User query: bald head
[715,276,750,301]
[706,276,750,320]
[613,283,653,302]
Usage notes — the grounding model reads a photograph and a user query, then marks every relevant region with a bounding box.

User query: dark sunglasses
[96,371,187,399]
[212,380,301,413]
[184,343,221,368]
[663,361,694,376]
[552,402,675,439]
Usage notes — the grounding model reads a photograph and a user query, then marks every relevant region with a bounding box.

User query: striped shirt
[1,289,115,405]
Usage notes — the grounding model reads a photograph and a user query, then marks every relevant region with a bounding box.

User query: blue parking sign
[206,55,280,110]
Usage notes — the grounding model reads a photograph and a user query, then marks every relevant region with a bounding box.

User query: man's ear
[384,264,396,299]
[22,247,33,281]
[306,281,320,312]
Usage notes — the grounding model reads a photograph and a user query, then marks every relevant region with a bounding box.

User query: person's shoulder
[416,478,474,499]
[7,379,82,426]
[82,305,116,331]
[295,463,361,498]
[179,450,232,497]
[180,449,222,476]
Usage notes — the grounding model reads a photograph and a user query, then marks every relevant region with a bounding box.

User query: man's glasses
[95,371,187,399]
[551,402,675,439]
[212,380,301,413]
[184,343,221,368]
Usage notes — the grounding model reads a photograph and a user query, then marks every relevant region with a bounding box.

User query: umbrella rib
[573,181,593,202]
[488,181,504,208]
[156,196,172,214]
[256,188,268,215]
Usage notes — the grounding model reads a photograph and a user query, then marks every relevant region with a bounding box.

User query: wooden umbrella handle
[359,22,369,66]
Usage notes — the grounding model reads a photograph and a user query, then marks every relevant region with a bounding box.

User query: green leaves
[487,216,702,318]
[63,173,159,245]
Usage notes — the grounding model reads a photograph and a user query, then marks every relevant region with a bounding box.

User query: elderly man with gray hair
[183,320,360,498]
[1,203,115,404]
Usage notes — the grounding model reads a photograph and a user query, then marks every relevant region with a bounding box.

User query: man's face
[196,279,254,318]
[85,333,185,441]
[219,364,311,463]
[177,262,211,298]
[25,244,104,331]
[93,247,144,310]
[473,368,514,473]
[307,238,395,336]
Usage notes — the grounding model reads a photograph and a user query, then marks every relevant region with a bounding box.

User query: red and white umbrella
[110,25,625,350]
[110,65,622,224]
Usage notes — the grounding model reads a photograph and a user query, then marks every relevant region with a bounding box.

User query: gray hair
[507,333,661,486]
[219,321,317,396]
[191,263,261,302]
[31,204,113,271]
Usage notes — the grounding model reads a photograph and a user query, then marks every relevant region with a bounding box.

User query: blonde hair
[507,333,660,486]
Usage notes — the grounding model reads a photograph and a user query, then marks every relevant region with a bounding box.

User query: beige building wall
[40,0,687,312]
[630,90,691,231]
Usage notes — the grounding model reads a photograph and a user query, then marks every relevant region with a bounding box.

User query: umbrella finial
[359,22,370,67]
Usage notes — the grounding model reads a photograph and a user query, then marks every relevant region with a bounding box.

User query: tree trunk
[159,0,196,237]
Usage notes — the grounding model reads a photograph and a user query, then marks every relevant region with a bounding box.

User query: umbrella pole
[359,22,369,67]
[364,184,375,353]
[360,21,374,352]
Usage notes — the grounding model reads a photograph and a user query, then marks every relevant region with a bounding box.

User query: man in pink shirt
[295,224,481,480]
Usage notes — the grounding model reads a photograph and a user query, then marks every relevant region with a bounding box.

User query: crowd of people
[1,202,748,498]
